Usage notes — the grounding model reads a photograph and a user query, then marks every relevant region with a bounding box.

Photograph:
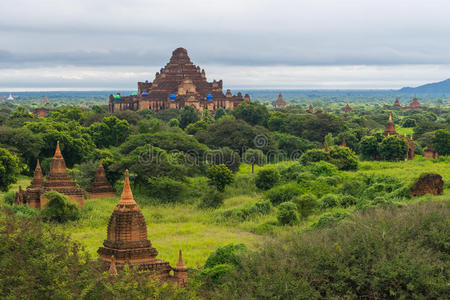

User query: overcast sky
[1,0,449,90]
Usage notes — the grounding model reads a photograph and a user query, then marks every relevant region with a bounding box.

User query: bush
[277,202,299,225]
[207,201,450,299]
[204,243,247,269]
[226,200,272,221]
[199,188,225,209]
[339,194,358,208]
[3,190,15,205]
[7,204,40,218]
[339,179,364,196]
[41,191,80,223]
[328,146,359,171]
[309,161,338,177]
[312,211,350,228]
[292,193,318,218]
[144,177,186,203]
[320,194,339,209]
[207,164,234,192]
[265,182,301,205]
[255,167,280,190]
[299,149,329,165]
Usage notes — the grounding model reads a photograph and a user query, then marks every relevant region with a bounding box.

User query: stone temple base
[87,192,117,199]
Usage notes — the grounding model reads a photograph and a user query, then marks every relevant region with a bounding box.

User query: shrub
[255,167,280,190]
[339,194,358,208]
[277,202,299,225]
[204,243,247,269]
[144,177,186,203]
[8,204,40,218]
[227,200,272,221]
[320,194,339,209]
[3,190,15,205]
[379,136,408,160]
[207,201,450,299]
[207,164,234,192]
[265,182,301,205]
[299,149,329,165]
[41,191,80,223]
[199,188,225,209]
[292,193,318,218]
[309,161,338,177]
[339,179,364,196]
[312,211,350,228]
[328,146,359,171]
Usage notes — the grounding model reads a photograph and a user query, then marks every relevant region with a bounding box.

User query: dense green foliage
[207,164,234,192]
[206,201,450,299]
[42,191,80,223]
[0,147,19,191]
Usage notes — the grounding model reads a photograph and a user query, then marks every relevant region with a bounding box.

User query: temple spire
[388,113,392,122]
[55,141,62,157]
[176,250,186,268]
[108,255,118,275]
[119,170,136,205]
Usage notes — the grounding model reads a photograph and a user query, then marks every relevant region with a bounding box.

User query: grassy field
[2,157,449,268]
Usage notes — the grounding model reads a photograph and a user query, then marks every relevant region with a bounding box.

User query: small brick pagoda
[382,113,415,160]
[109,47,249,113]
[392,96,422,109]
[383,113,397,136]
[273,93,287,108]
[14,142,84,209]
[97,170,188,285]
[306,103,314,114]
[342,103,354,113]
[87,160,116,198]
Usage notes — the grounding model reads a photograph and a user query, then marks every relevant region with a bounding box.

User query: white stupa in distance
[7,92,14,100]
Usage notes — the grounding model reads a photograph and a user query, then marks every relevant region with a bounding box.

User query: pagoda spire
[30,159,43,187]
[324,141,329,152]
[108,255,118,275]
[118,170,136,206]
[176,249,186,269]
[388,112,392,122]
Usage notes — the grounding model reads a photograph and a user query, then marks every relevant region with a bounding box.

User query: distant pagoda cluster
[393,96,422,109]
[109,48,250,113]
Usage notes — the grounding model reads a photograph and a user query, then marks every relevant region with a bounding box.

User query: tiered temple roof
[394,97,401,107]
[306,104,314,113]
[273,93,287,108]
[109,48,249,113]
[87,160,116,198]
[97,170,187,285]
[342,103,354,113]
[14,142,84,209]
[409,96,421,109]
[383,113,397,136]
[42,141,84,208]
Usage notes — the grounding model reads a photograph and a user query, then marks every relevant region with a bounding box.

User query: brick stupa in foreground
[97,170,188,285]
[15,142,84,209]
[87,160,116,198]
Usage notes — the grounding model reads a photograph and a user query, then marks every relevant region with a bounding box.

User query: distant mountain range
[399,78,450,94]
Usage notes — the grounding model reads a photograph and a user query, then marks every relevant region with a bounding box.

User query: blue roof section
[141,91,149,97]
[170,93,176,100]
[207,93,213,101]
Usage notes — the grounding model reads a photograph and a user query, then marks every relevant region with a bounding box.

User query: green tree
[359,136,379,160]
[207,164,234,192]
[41,191,80,223]
[0,147,19,191]
[277,201,299,225]
[242,148,266,173]
[402,118,417,128]
[168,118,180,127]
[179,106,200,129]
[432,129,450,155]
[214,108,226,120]
[379,136,408,160]
[185,120,208,135]
[232,102,269,126]
[206,147,241,173]
[89,116,129,148]
[255,167,280,190]
[293,193,318,219]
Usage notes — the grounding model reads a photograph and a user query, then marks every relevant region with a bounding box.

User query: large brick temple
[109,47,250,113]
[97,170,188,285]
